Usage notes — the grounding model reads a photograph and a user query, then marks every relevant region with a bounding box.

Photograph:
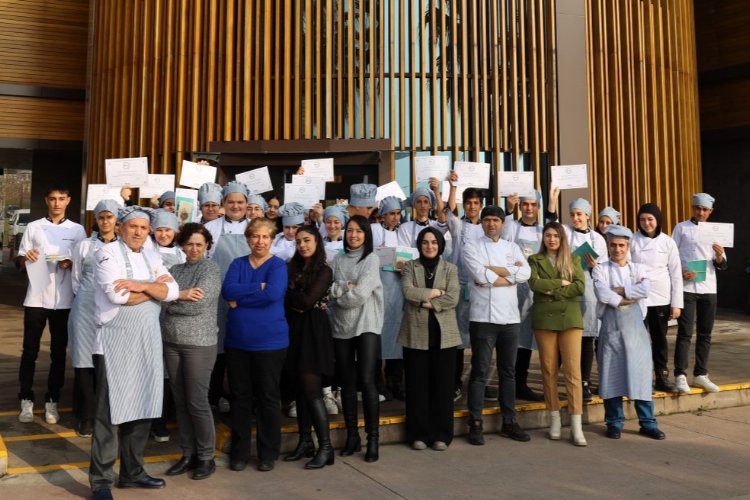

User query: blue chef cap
[158,191,176,206]
[378,196,403,216]
[604,224,633,240]
[117,206,154,223]
[152,208,180,231]
[94,199,122,217]
[569,198,592,216]
[279,202,306,226]
[407,187,436,209]
[324,205,349,226]
[197,182,222,206]
[247,194,269,212]
[222,181,249,200]
[349,183,377,207]
[692,193,715,209]
[598,207,620,225]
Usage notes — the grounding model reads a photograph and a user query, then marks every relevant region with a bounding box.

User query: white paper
[105,157,149,187]
[175,188,200,225]
[179,160,217,189]
[26,253,51,294]
[86,184,123,211]
[376,181,408,202]
[441,181,463,205]
[698,222,734,248]
[374,246,419,270]
[497,171,535,197]
[454,161,490,189]
[292,175,326,200]
[236,167,274,194]
[300,158,335,182]
[415,156,451,183]
[139,174,176,199]
[550,164,588,190]
[284,183,321,209]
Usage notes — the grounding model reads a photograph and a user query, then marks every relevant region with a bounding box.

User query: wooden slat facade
[585,0,702,231]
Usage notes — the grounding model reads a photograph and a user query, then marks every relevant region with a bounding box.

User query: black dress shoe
[468,420,484,446]
[229,459,247,471]
[606,426,621,439]
[192,459,216,480]
[166,455,198,476]
[257,459,275,472]
[516,385,545,402]
[92,489,114,500]
[639,427,666,440]
[118,475,166,489]
[499,421,531,442]
[582,382,593,402]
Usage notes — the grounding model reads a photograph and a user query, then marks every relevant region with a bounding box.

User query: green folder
[687,260,707,283]
[572,241,599,271]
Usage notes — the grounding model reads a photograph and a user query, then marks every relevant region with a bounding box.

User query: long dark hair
[344,214,373,263]
[288,226,328,290]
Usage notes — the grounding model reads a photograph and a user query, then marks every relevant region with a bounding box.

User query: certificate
[454,161,490,189]
[236,167,274,194]
[698,222,734,248]
[105,157,149,187]
[415,155,451,183]
[86,184,123,211]
[175,188,199,225]
[292,175,326,200]
[179,160,217,189]
[284,183,321,209]
[376,181,408,202]
[441,181,463,205]
[139,174,175,199]
[551,164,588,190]
[497,171,535,197]
[374,246,419,271]
[300,158,335,182]
[26,254,51,295]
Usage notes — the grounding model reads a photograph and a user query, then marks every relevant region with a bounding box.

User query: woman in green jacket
[528,222,587,446]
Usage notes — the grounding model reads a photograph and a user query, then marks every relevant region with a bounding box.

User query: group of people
[14,173,726,500]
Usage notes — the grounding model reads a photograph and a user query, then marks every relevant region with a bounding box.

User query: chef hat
[279,202,306,226]
[158,191,176,206]
[349,183,377,207]
[222,181,249,199]
[692,193,715,209]
[198,182,223,206]
[152,208,180,231]
[94,199,122,217]
[598,207,620,225]
[520,191,542,203]
[569,198,592,216]
[604,224,633,240]
[378,196,403,216]
[407,187,436,208]
[247,194,268,212]
[324,205,349,226]
[117,206,154,223]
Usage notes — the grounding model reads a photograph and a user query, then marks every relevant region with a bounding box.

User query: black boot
[363,388,380,462]
[365,431,379,462]
[284,397,314,461]
[305,398,334,469]
[582,381,593,402]
[654,370,675,392]
[339,390,361,457]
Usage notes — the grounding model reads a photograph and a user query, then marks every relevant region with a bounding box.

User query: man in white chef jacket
[15,185,86,424]
[89,206,179,500]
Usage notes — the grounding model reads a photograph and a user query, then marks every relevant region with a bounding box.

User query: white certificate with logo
[300,158,335,182]
[454,161,490,189]
[139,174,176,199]
[236,167,274,194]
[441,181,463,205]
[376,181,408,202]
[86,184,123,210]
[415,156,451,183]
[105,157,149,187]
[179,160,217,189]
[497,171,535,197]
[292,175,326,200]
[285,183,321,209]
[698,222,734,248]
[551,164,588,190]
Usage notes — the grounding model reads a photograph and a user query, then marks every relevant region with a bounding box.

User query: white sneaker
[217,397,231,413]
[674,374,691,394]
[693,375,720,393]
[45,401,59,424]
[288,401,297,418]
[323,393,339,415]
[19,399,34,423]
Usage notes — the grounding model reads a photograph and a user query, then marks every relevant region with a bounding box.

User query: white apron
[514,225,542,350]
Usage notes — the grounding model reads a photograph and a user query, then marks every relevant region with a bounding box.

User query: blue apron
[68,237,105,368]
[379,269,404,359]
[211,225,250,354]
[514,226,542,350]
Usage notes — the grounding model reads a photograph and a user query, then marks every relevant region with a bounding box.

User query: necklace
[424,267,435,279]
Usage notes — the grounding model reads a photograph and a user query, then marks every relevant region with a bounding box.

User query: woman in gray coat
[399,227,460,451]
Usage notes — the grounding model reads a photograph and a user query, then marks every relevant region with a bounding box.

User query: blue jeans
[468,322,519,423]
[604,397,658,431]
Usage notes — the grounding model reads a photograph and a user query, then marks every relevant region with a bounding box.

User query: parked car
[9,209,30,258]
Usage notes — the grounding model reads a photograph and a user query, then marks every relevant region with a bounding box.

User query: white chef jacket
[203,217,249,259]
[593,261,651,319]
[93,242,179,354]
[672,220,726,294]
[19,217,86,309]
[561,225,608,266]
[270,233,296,262]
[630,231,683,308]
[445,210,484,284]
[462,234,531,325]
[397,220,448,248]
[380,225,399,248]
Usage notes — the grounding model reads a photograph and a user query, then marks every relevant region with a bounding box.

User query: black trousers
[580,337,596,384]
[675,292,717,377]
[645,304,671,373]
[19,307,69,401]
[89,355,151,492]
[403,346,456,445]
[73,367,97,423]
[334,333,380,433]
[226,347,286,462]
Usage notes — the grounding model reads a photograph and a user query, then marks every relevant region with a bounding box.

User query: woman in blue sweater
[222,218,289,473]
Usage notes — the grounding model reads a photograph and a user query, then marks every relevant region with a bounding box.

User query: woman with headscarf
[630,203,683,392]
[399,227,460,451]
